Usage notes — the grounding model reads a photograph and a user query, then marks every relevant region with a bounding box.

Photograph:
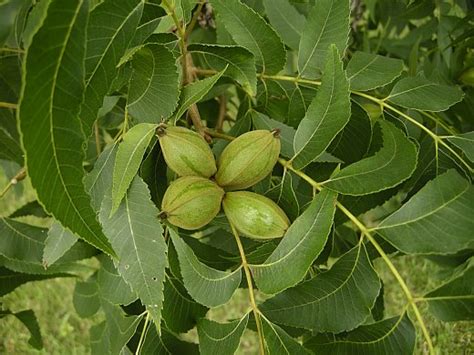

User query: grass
[0,169,472,354]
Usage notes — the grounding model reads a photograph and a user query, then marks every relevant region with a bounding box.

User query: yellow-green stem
[230,223,265,355]
[0,101,17,109]
[0,168,26,200]
[135,312,150,354]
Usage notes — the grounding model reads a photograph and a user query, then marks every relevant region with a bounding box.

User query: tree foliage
[0,0,473,353]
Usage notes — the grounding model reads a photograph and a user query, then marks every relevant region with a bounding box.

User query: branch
[230,222,265,355]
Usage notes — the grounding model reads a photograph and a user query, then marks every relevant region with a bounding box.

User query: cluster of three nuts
[158,125,290,240]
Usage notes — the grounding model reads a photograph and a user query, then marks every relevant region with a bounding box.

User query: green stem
[0,101,17,109]
[184,1,205,40]
[0,168,26,200]
[230,222,265,355]
[135,312,150,354]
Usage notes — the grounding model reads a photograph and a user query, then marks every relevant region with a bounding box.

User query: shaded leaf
[0,308,43,349]
[8,200,48,219]
[0,0,27,47]
[447,131,474,163]
[304,314,416,354]
[100,177,168,324]
[18,0,114,255]
[128,44,180,123]
[0,125,23,164]
[111,123,156,214]
[292,45,351,169]
[376,170,474,254]
[298,0,350,78]
[0,267,67,297]
[170,229,241,307]
[346,52,404,91]
[163,275,208,333]
[174,70,225,121]
[325,120,418,195]
[387,76,464,112]
[425,258,474,321]
[189,43,257,96]
[261,317,312,355]
[73,274,100,318]
[261,244,380,332]
[197,315,248,354]
[252,111,295,158]
[97,255,136,306]
[251,189,337,294]
[212,0,286,74]
[80,0,143,134]
[263,0,306,50]
[140,326,199,355]
[43,222,78,267]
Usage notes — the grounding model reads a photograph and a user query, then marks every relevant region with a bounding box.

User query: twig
[94,121,101,156]
[230,222,265,355]
[135,312,150,354]
[184,1,206,40]
[0,47,24,54]
[0,168,27,199]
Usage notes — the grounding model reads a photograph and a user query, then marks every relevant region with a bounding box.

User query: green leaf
[0,125,23,164]
[304,314,416,354]
[197,315,249,354]
[128,44,180,123]
[97,255,136,306]
[376,170,474,254]
[325,120,418,195]
[43,222,78,267]
[174,70,225,121]
[22,0,51,49]
[261,244,380,332]
[85,144,118,210]
[188,43,257,96]
[261,317,312,355]
[80,0,144,134]
[251,189,337,294]
[329,102,372,164]
[298,0,350,78]
[18,0,114,255]
[0,267,67,297]
[95,301,143,355]
[111,123,156,215]
[162,275,208,333]
[140,326,200,355]
[9,200,48,219]
[0,308,43,349]
[170,229,242,308]
[346,52,404,91]
[100,176,168,325]
[425,258,474,321]
[0,0,27,47]
[447,131,474,163]
[212,0,286,74]
[387,76,464,112]
[73,274,100,318]
[262,0,306,50]
[292,45,351,169]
